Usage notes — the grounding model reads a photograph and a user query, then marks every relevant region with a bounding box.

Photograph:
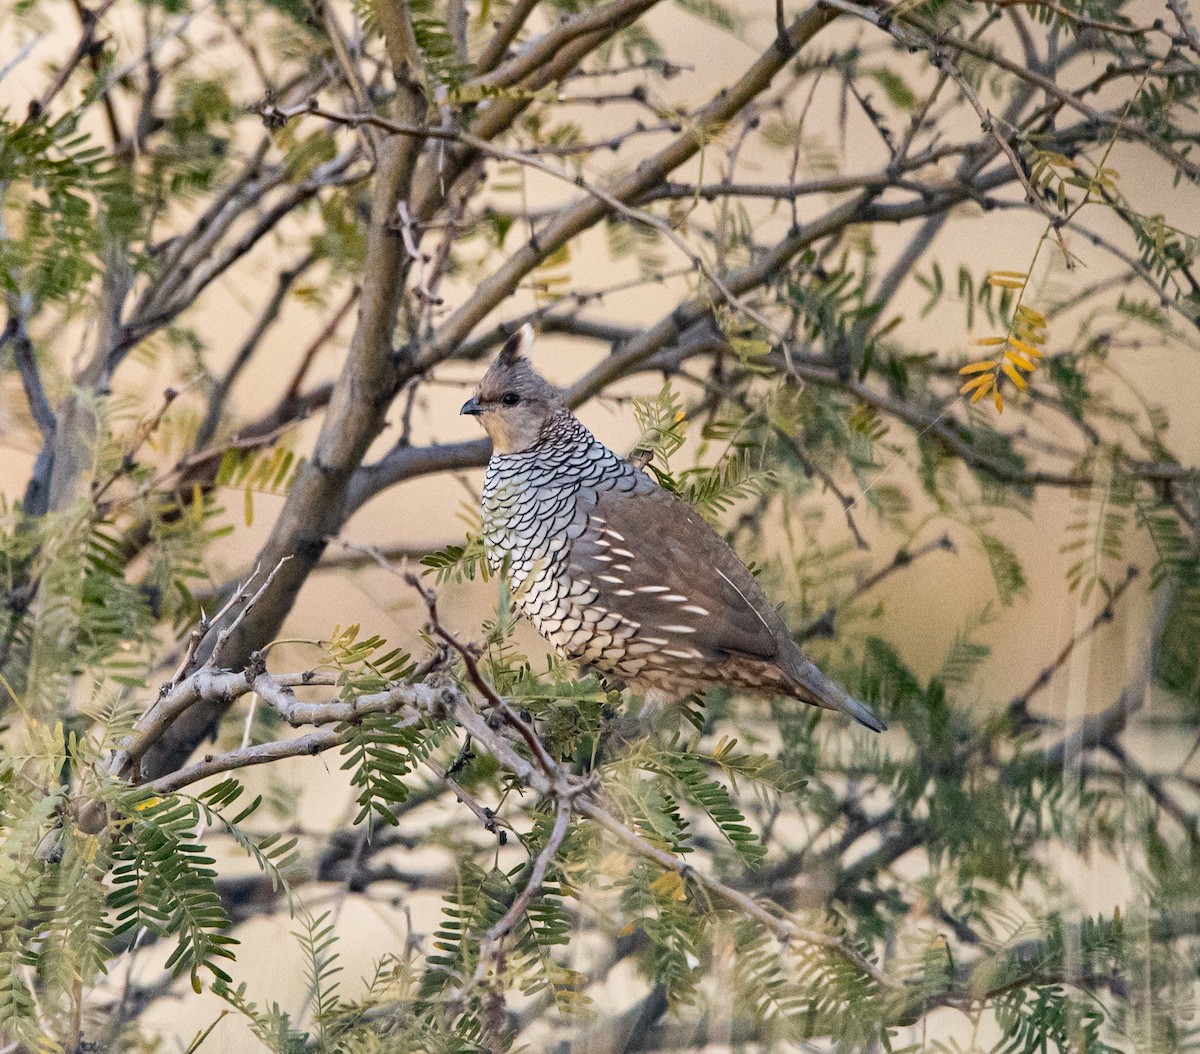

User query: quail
[459,325,886,733]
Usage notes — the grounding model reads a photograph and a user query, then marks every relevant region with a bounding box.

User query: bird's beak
[460,396,482,416]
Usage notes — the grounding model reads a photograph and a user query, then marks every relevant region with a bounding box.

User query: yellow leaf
[1005,350,1036,371]
[1015,305,1047,328]
[971,336,1008,346]
[1009,339,1043,358]
[732,337,773,360]
[993,388,1004,413]
[969,379,994,403]
[1001,361,1028,390]
[959,360,998,374]
[650,869,688,902]
[134,796,162,812]
[961,374,995,394]
[987,271,1027,289]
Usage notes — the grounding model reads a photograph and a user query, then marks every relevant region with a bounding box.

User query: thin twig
[427,758,511,840]
[197,251,318,447]
[576,796,896,989]
[780,430,871,550]
[112,559,296,778]
[1103,740,1199,843]
[3,313,57,442]
[321,0,378,159]
[168,563,263,688]
[26,0,120,121]
[1166,0,1200,57]
[281,286,360,408]
[1007,564,1139,721]
[407,573,559,778]
[93,383,190,506]
[209,557,293,668]
[472,799,572,983]
[799,534,957,641]
[930,51,1074,264]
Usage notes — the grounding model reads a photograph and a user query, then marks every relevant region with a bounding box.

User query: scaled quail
[460,326,886,733]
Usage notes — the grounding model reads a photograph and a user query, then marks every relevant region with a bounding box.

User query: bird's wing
[567,482,784,661]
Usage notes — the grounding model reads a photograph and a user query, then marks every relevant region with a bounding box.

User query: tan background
[1,0,1196,1047]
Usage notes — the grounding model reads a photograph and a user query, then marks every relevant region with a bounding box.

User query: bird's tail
[784,655,887,733]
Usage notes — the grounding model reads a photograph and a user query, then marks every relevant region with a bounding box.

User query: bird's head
[460,325,565,454]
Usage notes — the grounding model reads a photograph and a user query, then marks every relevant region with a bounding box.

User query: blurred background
[1,0,1197,1048]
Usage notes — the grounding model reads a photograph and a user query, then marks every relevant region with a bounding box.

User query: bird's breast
[481,460,581,582]
[481,447,650,675]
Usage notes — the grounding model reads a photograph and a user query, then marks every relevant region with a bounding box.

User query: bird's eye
[500,392,521,406]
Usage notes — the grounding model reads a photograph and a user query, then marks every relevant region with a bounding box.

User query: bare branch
[3,313,56,443]
[474,800,572,975]
[147,670,458,794]
[467,0,663,93]
[778,429,872,550]
[1007,564,1140,721]
[799,534,958,641]
[197,251,318,447]
[280,285,359,410]
[207,558,294,670]
[26,0,120,122]
[275,100,794,356]
[1166,0,1200,58]
[475,0,540,74]
[126,151,363,350]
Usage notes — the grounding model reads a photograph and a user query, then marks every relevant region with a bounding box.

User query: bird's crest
[496,323,535,367]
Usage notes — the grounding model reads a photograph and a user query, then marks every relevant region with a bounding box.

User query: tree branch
[414,3,842,373]
[26,0,119,121]
[799,534,957,641]
[3,313,56,443]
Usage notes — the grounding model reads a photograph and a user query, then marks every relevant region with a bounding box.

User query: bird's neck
[485,412,619,486]
[533,408,593,451]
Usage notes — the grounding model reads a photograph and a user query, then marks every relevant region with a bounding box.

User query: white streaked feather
[716,567,773,634]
